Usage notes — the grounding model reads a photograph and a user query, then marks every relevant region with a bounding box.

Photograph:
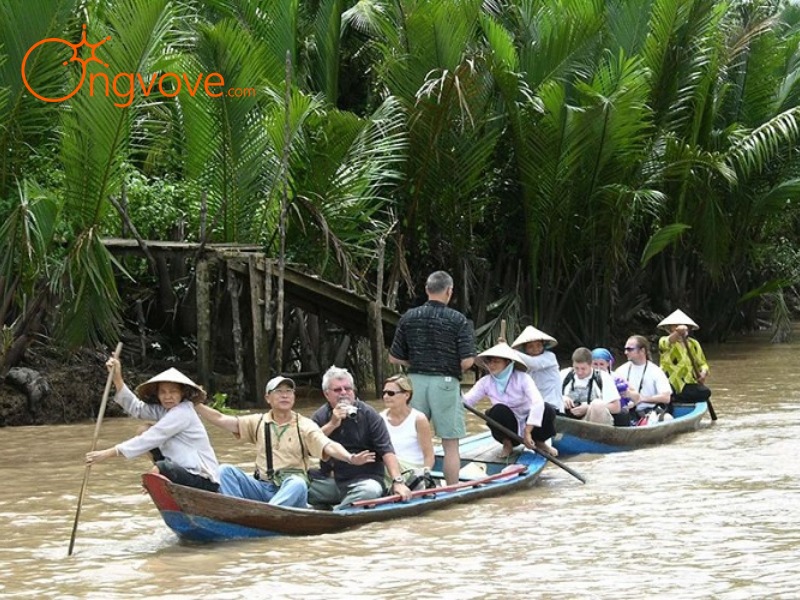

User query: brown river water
[1,330,799,599]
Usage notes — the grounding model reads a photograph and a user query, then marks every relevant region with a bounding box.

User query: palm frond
[0,180,59,295]
[640,223,691,266]
[0,0,77,196]
[725,107,800,180]
[51,229,120,347]
[201,0,299,86]
[516,0,605,91]
[311,0,343,104]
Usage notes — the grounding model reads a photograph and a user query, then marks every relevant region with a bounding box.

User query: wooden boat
[553,402,709,455]
[141,431,547,543]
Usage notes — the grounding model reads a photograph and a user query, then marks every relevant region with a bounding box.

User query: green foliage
[3,0,800,372]
[210,391,240,414]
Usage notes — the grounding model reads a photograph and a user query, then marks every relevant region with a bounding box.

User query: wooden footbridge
[102,239,400,400]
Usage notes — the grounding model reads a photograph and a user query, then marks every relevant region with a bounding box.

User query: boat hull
[142,431,546,543]
[553,402,708,455]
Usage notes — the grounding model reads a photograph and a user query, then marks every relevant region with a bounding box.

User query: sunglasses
[382,389,405,396]
[329,386,354,393]
[624,347,639,352]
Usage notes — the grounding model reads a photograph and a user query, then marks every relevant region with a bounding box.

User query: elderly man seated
[308,366,412,510]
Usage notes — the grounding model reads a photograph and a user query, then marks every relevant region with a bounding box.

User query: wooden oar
[463,402,586,484]
[703,396,717,421]
[499,318,507,343]
[680,337,717,421]
[68,342,123,556]
[351,464,527,508]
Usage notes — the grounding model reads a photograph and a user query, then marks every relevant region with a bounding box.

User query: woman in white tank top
[380,375,434,472]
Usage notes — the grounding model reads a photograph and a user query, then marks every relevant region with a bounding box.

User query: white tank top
[380,407,425,466]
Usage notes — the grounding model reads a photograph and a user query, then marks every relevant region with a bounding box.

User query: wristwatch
[392,476,405,484]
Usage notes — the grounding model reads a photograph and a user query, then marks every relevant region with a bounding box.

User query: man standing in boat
[657,309,711,404]
[389,271,476,485]
[195,376,374,507]
[308,366,412,509]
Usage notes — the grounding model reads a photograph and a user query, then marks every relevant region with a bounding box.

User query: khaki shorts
[409,373,465,439]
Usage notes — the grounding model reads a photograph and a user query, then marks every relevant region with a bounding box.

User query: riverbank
[0,346,148,427]
[0,343,325,426]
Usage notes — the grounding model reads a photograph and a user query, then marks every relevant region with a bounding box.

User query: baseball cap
[266,376,295,393]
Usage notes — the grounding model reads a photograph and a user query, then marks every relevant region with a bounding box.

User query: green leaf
[640,223,691,266]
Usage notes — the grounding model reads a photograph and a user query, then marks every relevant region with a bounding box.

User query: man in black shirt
[308,366,411,509]
[389,271,476,484]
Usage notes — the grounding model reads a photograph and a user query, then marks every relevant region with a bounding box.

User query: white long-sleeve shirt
[114,385,219,483]
[514,350,562,410]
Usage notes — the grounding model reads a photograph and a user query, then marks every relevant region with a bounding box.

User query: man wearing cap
[658,309,711,403]
[85,358,220,492]
[308,366,412,509]
[194,375,375,507]
[509,326,563,411]
[389,270,476,485]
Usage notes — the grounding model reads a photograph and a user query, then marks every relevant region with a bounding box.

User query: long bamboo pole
[68,342,123,556]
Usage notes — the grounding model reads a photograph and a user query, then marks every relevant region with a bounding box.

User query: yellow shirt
[236,411,330,477]
[658,336,709,392]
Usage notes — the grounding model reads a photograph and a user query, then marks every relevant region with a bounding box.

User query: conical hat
[657,309,699,331]
[510,326,558,350]
[135,368,207,404]
[476,343,527,371]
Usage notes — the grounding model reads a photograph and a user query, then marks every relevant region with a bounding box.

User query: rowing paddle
[351,465,527,508]
[68,342,123,556]
[463,402,586,484]
[680,337,717,421]
[705,399,717,421]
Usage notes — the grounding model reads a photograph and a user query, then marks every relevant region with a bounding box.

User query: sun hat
[477,343,527,371]
[266,376,296,393]
[657,309,699,331]
[510,326,558,350]
[135,368,206,404]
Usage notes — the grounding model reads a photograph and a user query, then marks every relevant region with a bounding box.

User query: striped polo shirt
[390,300,476,379]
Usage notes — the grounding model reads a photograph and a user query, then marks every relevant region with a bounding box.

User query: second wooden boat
[553,402,709,455]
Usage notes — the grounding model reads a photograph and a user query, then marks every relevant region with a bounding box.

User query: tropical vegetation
[2,0,800,382]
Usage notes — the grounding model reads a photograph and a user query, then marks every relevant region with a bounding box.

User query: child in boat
[85,358,220,492]
[560,347,622,425]
[591,347,633,426]
[462,343,558,456]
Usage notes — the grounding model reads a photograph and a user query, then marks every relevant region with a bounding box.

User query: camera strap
[263,418,274,481]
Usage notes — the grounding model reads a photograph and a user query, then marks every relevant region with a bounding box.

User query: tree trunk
[196,258,213,394]
[228,266,247,404]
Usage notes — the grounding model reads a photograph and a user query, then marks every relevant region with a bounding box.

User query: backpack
[562,369,603,404]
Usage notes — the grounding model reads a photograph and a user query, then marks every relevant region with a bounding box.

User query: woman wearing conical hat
[508,326,562,411]
[462,343,558,457]
[657,310,711,404]
[85,358,220,492]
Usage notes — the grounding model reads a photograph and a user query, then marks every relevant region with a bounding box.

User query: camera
[338,403,358,418]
